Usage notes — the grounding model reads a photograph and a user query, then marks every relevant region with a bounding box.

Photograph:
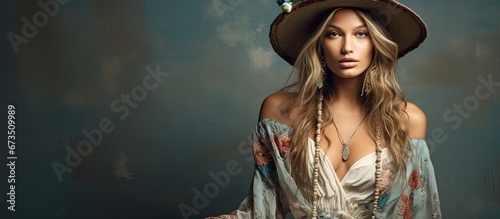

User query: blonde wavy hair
[281,8,410,188]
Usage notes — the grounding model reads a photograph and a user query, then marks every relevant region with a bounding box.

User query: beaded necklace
[312,89,382,219]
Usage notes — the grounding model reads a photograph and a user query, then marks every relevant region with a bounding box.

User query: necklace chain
[313,89,382,219]
[332,112,368,161]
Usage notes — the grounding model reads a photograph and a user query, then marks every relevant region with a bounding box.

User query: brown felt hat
[270,0,428,65]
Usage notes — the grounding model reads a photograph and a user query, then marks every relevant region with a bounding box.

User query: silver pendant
[341,144,350,161]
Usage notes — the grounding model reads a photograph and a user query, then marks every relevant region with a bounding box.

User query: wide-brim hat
[270,0,428,65]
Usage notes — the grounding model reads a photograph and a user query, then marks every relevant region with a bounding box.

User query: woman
[210,0,441,218]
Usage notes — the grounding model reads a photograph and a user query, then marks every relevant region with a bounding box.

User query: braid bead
[312,89,323,218]
[371,125,383,218]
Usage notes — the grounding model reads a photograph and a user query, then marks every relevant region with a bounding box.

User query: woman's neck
[329,74,366,113]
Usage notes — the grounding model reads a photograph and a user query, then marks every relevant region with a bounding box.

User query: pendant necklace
[332,112,368,161]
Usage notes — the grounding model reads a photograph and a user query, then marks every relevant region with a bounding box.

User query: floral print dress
[212,118,441,219]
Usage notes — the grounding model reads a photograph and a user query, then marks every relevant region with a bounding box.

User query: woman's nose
[341,36,354,54]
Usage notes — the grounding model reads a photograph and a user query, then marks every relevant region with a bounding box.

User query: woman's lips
[338,58,359,68]
[338,61,358,68]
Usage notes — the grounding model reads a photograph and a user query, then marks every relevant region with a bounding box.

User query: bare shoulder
[404,101,427,139]
[259,91,296,124]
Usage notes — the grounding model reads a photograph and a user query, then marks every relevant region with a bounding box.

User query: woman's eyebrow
[326,24,367,31]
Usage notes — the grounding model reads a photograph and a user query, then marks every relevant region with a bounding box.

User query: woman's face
[322,9,373,79]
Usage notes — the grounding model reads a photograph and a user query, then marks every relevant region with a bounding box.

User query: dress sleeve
[409,139,442,219]
[236,120,290,218]
[207,120,291,219]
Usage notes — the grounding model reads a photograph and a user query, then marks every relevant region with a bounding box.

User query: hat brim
[269,0,428,65]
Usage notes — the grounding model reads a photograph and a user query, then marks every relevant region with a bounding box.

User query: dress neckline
[307,138,387,183]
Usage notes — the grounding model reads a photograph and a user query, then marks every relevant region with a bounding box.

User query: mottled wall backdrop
[1,0,499,218]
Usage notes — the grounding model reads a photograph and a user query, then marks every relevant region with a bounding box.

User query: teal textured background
[1,0,499,218]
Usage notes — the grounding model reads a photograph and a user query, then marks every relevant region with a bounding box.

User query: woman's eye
[356,31,369,37]
[327,31,341,38]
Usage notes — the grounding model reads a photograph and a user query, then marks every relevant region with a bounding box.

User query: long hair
[281,8,410,189]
